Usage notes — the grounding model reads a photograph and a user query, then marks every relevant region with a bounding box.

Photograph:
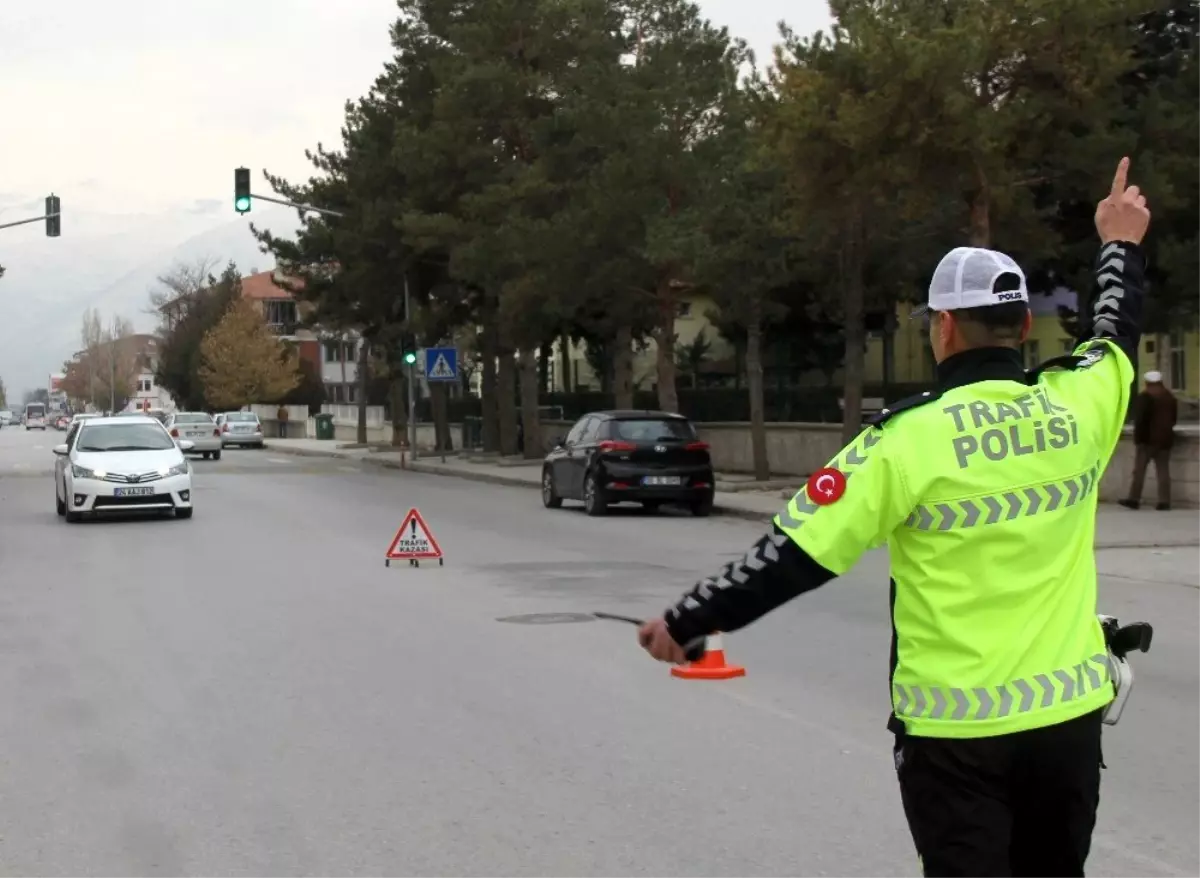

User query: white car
[163,412,222,459]
[0,410,13,426]
[216,411,265,448]
[69,412,102,429]
[53,415,194,522]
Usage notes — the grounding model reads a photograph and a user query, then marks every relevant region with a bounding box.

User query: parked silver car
[163,412,222,459]
[216,411,265,448]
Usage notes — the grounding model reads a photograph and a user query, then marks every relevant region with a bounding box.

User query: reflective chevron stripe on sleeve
[904,463,1101,531]
[776,430,883,531]
[893,653,1110,722]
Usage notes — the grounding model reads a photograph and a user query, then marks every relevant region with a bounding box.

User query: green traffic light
[235,196,251,213]
[403,352,417,365]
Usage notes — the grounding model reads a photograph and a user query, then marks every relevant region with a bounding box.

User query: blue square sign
[424,347,458,381]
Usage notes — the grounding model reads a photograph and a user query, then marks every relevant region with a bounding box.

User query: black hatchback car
[541,410,715,517]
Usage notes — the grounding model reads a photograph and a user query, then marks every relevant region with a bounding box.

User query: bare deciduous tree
[145,256,221,325]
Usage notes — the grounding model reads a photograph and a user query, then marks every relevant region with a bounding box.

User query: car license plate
[189,430,208,437]
[643,476,682,486]
[113,487,155,497]
[235,426,252,432]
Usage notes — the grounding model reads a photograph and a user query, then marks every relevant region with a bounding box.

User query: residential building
[321,334,361,404]
[126,336,176,413]
[239,270,321,373]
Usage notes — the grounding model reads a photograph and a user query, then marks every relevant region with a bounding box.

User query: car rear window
[611,418,696,441]
[226,413,259,423]
[176,413,213,424]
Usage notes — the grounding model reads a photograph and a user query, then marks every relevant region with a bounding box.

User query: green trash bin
[315,413,335,441]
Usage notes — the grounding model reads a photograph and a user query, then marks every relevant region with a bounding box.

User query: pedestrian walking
[639,157,1152,876]
[277,404,289,439]
[1119,370,1177,511]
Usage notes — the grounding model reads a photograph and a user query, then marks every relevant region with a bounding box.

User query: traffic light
[45,194,61,237]
[234,168,251,214]
[403,350,417,366]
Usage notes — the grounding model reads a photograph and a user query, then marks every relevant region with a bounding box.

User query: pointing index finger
[1111,156,1130,197]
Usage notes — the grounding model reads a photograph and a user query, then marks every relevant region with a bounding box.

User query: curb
[266,443,776,522]
[264,444,1198,540]
[403,460,776,522]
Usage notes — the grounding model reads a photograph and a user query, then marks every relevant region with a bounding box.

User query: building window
[676,301,693,319]
[139,379,153,392]
[1169,330,1186,389]
[1025,339,1040,368]
[323,340,356,362]
[264,299,298,327]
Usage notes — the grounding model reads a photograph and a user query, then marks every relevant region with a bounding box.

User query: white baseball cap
[1145,371,1163,383]
[912,247,1029,317]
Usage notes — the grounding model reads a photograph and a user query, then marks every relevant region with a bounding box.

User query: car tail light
[221,423,229,433]
[597,440,636,453]
[686,441,709,451]
[213,427,221,437]
[170,428,179,438]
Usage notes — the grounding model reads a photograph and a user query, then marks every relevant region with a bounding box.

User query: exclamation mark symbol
[411,518,417,539]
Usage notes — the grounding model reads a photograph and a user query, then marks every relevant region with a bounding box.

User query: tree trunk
[558,333,572,392]
[518,348,542,459]
[480,322,499,452]
[340,336,348,396]
[613,325,634,409]
[968,161,991,247]
[356,337,370,445]
[537,341,551,396]
[497,350,519,456]
[390,370,408,447]
[839,229,867,446]
[431,382,451,452]
[654,281,679,413]
[746,317,770,481]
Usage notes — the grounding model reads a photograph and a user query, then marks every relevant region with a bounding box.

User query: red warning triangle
[385,508,443,560]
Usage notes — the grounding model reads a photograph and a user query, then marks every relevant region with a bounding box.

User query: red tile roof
[241,270,296,300]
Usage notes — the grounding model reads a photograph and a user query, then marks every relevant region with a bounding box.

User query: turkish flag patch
[806,467,847,506]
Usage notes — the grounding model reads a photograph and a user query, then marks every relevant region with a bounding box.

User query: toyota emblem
[126,474,141,483]
[654,444,666,453]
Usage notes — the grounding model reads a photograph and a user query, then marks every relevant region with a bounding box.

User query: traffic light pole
[1,194,61,235]
[405,277,418,461]
[246,193,346,219]
[0,215,49,231]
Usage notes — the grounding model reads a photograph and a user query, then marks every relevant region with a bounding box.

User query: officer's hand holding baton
[1095,156,1151,245]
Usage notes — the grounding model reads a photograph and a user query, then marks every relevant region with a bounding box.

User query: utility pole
[405,277,418,461]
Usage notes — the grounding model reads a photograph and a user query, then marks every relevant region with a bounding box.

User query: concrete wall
[252,404,1199,507]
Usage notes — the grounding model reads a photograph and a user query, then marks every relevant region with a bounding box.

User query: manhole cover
[496,612,597,625]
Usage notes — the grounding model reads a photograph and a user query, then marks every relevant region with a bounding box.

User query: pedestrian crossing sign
[423,346,458,382]
[385,507,445,567]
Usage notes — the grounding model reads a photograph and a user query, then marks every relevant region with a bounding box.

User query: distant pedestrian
[277,404,289,439]
[1119,370,1177,511]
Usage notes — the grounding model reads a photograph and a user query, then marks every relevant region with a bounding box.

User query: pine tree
[199,299,300,410]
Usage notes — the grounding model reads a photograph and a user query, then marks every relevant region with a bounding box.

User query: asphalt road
[1,424,1196,876]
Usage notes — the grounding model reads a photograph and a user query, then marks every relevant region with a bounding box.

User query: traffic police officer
[639,157,1151,877]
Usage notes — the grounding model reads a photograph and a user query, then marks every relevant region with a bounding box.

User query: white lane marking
[267,458,294,465]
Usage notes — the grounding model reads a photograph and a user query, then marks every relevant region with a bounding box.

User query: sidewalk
[266,439,1199,548]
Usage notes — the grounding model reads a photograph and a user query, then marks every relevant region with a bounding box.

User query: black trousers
[896,709,1103,877]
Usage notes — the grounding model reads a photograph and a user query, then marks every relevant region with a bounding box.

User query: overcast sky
[0,0,833,397]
